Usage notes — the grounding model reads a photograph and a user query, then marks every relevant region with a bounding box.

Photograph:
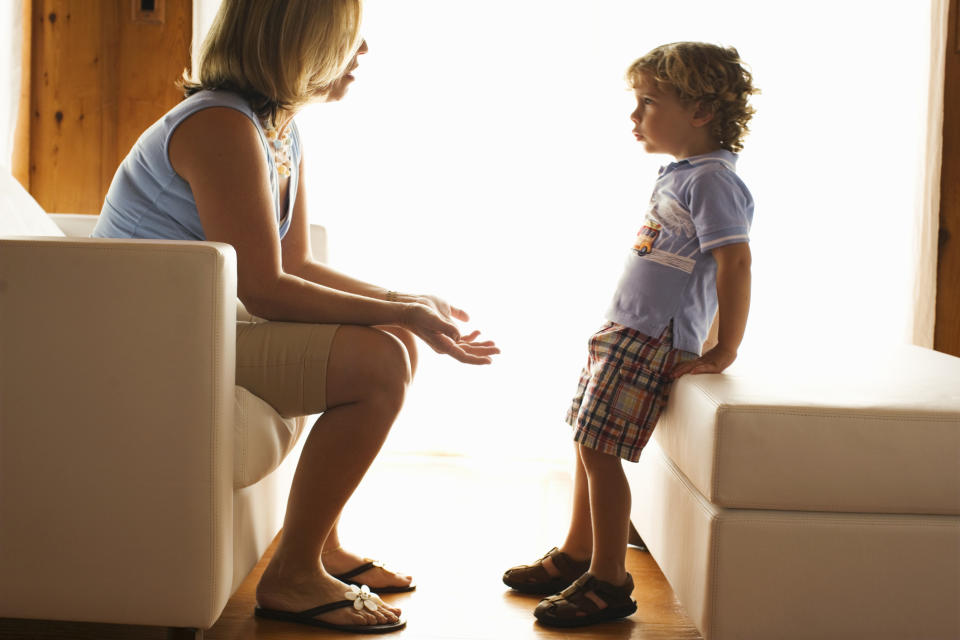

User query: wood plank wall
[19,0,191,214]
[939,0,960,357]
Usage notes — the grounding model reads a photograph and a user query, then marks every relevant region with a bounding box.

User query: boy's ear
[690,101,715,128]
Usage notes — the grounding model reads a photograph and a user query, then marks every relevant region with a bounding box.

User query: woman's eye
[644,98,654,105]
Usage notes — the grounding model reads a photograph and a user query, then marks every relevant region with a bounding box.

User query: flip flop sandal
[534,572,637,628]
[333,559,417,593]
[254,585,406,634]
[502,547,591,595]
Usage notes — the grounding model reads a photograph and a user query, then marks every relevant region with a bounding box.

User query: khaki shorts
[235,319,341,418]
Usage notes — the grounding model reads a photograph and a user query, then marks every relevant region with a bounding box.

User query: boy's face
[630,73,709,159]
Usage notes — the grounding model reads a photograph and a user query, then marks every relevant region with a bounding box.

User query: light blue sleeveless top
[93,90,300,241]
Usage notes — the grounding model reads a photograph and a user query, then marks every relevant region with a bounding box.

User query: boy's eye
[643,97,654,105]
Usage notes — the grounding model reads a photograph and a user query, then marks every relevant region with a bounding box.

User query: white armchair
[0,173,318,638]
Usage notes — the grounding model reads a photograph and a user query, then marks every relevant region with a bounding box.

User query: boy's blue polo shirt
[606,150,753,354]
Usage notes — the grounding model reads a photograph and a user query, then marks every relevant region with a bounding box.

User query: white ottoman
[628,345,960,640]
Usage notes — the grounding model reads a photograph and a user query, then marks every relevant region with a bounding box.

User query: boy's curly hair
[627,42,758,153]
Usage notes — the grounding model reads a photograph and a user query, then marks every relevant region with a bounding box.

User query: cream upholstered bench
[628,345,960,640]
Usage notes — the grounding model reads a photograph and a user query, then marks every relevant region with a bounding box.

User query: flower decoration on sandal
[345,584,379,611]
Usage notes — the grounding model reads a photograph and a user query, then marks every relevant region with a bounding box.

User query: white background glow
[297,1,933,460]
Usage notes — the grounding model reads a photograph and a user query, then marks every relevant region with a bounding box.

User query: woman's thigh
[236,320,340,418]
[236,321,411,418]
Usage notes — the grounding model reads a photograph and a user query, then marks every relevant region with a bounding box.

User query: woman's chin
[313,76,355,103]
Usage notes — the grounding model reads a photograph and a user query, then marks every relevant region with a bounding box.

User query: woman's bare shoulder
[169,106,263,179]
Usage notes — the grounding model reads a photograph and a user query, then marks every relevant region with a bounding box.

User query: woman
[93,0,498,633]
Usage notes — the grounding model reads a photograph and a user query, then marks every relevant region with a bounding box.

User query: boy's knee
[578,443,621,472]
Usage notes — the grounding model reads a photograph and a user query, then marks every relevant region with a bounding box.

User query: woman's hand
[398,302,499,365]
[413,294,470,323]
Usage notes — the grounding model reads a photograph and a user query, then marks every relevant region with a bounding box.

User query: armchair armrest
[0,237,238,628]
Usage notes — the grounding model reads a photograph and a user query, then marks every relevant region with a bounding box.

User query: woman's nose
[358,39,369,55]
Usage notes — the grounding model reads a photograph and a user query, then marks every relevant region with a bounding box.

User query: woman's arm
[169,107,401,324]
[278,152,392,300]
[278,149,496,359]
[169,108,491,363]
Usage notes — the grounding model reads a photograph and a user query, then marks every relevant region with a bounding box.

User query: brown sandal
[502,547,591,595]
[534,573,637,627]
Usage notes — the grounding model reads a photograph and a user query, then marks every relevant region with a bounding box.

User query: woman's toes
[372,594,401,616]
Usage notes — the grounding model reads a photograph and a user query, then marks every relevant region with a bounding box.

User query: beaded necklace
[259,115,294,177]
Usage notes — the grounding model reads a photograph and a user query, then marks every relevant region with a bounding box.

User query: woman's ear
[690,102,715,128]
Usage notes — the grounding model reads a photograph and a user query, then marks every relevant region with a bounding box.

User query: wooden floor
[0,454,702,640]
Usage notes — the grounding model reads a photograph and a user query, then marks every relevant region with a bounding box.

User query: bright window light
[298,0,934,460]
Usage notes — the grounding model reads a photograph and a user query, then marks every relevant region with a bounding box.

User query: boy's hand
[670,345,737,378]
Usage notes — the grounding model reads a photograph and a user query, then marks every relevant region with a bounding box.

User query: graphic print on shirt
[632,219,661,255]
[631,196,699,273]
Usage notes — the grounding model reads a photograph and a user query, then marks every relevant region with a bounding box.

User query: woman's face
[322,39,368,102]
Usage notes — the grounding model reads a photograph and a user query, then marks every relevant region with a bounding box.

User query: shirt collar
[659,149,738,175]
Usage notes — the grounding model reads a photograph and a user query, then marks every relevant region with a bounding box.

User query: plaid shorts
[565,322,697,462]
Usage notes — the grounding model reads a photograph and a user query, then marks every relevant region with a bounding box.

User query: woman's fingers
[458,342,500,356]
[429,332,493,364]
[448,305,470,322]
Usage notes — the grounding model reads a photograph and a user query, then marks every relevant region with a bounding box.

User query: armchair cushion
[234,387,307,488]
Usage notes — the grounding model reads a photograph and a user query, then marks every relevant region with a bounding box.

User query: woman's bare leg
[316,326,417,591]
[256,326,412,627]
[321,520,414,590]
[376,326,418,376]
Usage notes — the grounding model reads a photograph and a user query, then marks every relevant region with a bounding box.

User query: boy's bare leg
[559,442,593,561]
[578,443,630,586]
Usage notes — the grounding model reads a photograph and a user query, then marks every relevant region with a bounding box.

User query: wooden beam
[938,0,960,356]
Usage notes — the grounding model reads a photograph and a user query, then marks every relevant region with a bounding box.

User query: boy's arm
[671,242,751,378]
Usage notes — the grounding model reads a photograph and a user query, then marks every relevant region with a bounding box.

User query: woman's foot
[256,562,402,629]
[322,547,415,592]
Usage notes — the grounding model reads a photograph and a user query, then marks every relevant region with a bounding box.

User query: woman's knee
[327,326,411,412]
[375,325,418,377]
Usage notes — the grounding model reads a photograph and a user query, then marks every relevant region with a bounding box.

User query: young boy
[503,42,758,627]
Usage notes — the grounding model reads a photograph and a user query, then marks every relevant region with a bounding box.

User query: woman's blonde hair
[181,0,363,123]
[627,42,758,153]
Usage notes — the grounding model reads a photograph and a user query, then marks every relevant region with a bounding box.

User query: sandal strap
[334,561,378,581]
[298,600,355,617]
[545,548,590,577]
